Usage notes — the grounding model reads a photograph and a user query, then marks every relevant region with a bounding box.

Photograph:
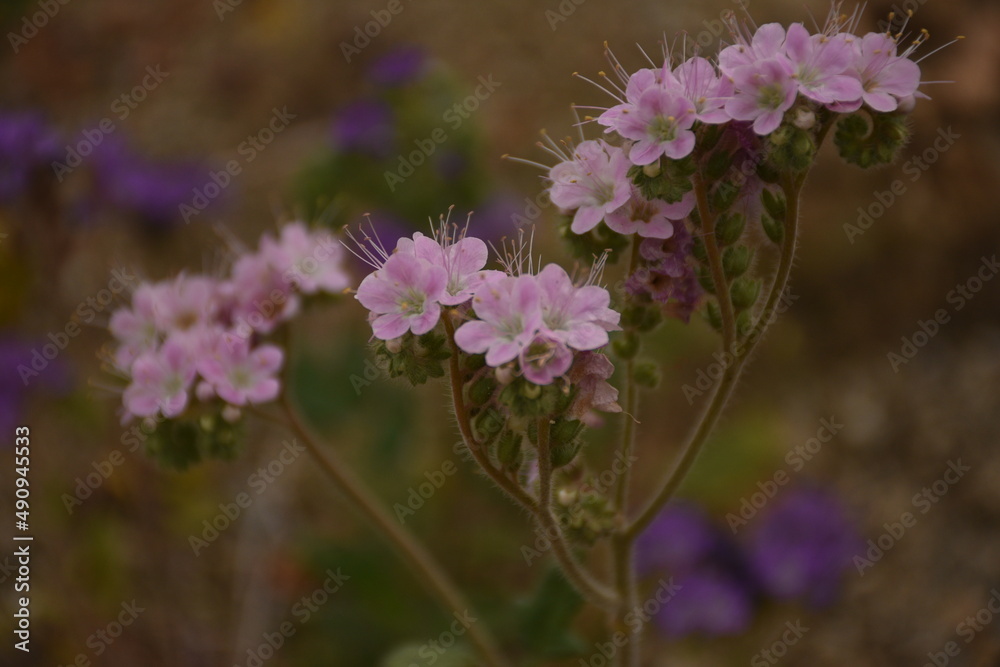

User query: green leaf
[517,568,586,659]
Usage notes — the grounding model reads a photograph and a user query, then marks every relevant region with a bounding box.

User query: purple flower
[331,99,395,157]
[0,111,62,202]
[744,487,861,607]
[367,45,428,87]
[355,252,447,341]
[655,569,755,638]
[548,139,631,234]
[782,24,863,105]
[454,274,541,366]
[726,58,798,135]
[635,503,726,576]
[91,137,207,228]
[627,230,702,322]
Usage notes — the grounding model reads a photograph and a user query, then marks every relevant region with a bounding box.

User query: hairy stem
[443,313,617,609]
[535,416,619,609]
[625,176,805,541]
[442,313,540,512]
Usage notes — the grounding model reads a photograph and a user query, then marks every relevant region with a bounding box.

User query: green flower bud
[466,375,497,406]
[709,180,739,213]
[696,264,717,295]
[730,277,761,310]
[496,430,522,469]
[768,126,816,172]
[761,188,786,222]
[714,211,746,246]
[834,113,910,168]
[634,360,661,389]
[760,212,784,244]
[722,245,752,279]
[612,331,641,359]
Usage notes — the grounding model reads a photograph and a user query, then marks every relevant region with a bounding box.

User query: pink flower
[397,231,503,306]
[607,88,697,165]
[536,264,620,350]
[263,222,351,295]
[726,58,798,135]
[606,188,695,239]
[122,340,196,419]
[355,252,447,340]
[549,140,632,234]
[719,22,789,76]
[519,333,573,385]
[454,274,542,366]
[226,251,301,335]
[782,24,863,105]
[832,32,921,113]
[197,335,283,406]
[153,274,219,333]
[109,283,163,369]
[674,57,734,124]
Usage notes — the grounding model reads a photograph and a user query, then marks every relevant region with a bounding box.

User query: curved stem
[276,358,509,666]
[442,314,539,512]
[442,312,617,609]
[535,417,619,610]
[624,176,804,541]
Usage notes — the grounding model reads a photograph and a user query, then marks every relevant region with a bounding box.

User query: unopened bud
[385,337,403,354]
[222,405,242,423]
[792,107,816,130]
[557,487,578,506]
[495,364,516,385]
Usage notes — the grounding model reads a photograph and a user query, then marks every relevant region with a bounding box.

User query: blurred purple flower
[0,111,62,202]
[331,99,395,158]
[434,149,467,182]
[0,336,72,442]
[744,487,861,607]
[635,502,724,576]
[367,45,428,87]
[467,191,525,244]
[91,136,208,229]
[655,569,755,638]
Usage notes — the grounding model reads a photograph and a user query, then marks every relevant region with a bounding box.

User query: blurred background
[0,0,998,665]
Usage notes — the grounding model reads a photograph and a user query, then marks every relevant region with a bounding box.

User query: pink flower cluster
[353,225,621,385]
[595,18,923,151]
[109,222,350,422]
[548,139,695,239]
